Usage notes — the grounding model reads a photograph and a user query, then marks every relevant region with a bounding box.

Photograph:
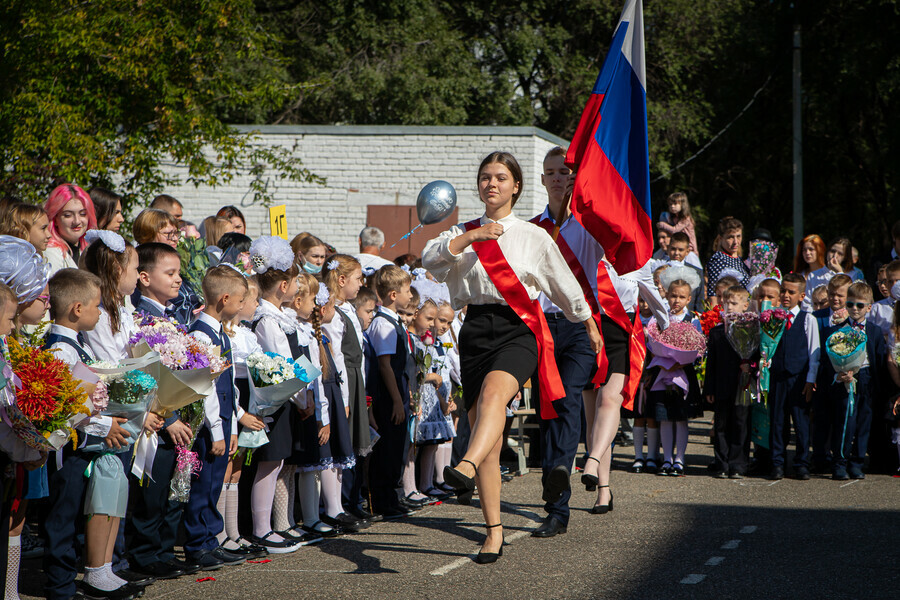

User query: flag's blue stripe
[590,21,651,218]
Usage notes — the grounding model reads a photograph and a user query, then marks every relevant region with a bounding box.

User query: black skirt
[600,313,632,382]
[459,304,537,411]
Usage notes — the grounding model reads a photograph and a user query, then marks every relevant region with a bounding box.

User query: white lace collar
[296,321,314,346]
[254,298,298,334]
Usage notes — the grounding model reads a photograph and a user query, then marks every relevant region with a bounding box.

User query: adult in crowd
[803,236,862,308]
[150,194,183,222]
[354,226,394,272]
[793,234,826,278]
[705,216,750,298]
[43,183,97,275]
[216,205,247,235]
[290,232,328,275]
[424,151,601,564]
[88,187,126,233]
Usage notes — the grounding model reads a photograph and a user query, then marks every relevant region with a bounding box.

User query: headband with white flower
[412,267,427,280]
[326,259,340,271]
[84,229,126,253]
[400,265,411,273]
[362,266,376,277]
[248,236,294,273]
[315,282,331,307]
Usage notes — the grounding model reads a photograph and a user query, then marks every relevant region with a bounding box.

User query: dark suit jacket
[704,323,758,403]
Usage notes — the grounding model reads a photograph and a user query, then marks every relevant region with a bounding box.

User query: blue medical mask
[303,261,322,275]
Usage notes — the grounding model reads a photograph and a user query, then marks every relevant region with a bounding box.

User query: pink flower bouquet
[646,321,706,398]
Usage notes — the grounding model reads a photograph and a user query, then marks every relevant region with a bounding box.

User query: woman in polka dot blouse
[705,216,750,298]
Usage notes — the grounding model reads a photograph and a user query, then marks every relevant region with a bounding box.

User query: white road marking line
[767,480,780,486]
[739,525,757,534]
[721,539,741,550]
[680,574,707,584]
[705,556,725,566]
[430,529,531,576]
[840,479,859,488]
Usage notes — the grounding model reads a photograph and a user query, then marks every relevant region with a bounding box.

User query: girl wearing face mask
[290,233,329,275]
[43,184,98,275]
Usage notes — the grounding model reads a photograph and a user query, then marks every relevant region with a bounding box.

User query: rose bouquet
[825,326,867,406]
[724,311,760,406]
[4,337,94,451]
[409,330,438,443]
[759,307,791,399]
[645,321,706,401]
[700,305,724,338]
[238,351,319,451]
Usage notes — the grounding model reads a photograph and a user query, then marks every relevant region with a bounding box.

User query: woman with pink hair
[43,183,98,274]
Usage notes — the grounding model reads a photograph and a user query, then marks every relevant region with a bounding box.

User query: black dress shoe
[769,466,784,480]
[211,547,246,566]
[322,512,363,533]
[77,581,140,600]
[228,538,269,559]
[848,465,865,479]
[444,459,477,496]
[184,550,224,571]
[542,465,571,503]
[349,507,383,523]
[166,558,200,575]
[531,516,567,538]
[133,561,183,580]
[590,485,613,514]
[475,523,504,564]
[794,466,811,480]
[631,459,644,474]
[115,569,156,587]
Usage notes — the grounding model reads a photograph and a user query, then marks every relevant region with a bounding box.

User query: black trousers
[126,442,184,567]
[713,400,750,474]
[41,452,91,600]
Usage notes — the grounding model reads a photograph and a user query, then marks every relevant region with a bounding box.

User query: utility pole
[792,23,803,251]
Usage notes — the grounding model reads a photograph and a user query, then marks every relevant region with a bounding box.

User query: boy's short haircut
[757,278,781,295]
[781,272,806,287]
[846,281,874,303]
[0,283,17,310]
[202,265,249,303]
[544,146,567,162]
[715,275,740,292]
[351,286,377,310]
[723,285,750,302]
[48,268,101,320]
[826,273,852,292]
[150,194,183,211]
[137,242,180,274]
[669,232,690,246]
[373,265,411,300]
[884,259,900,279]
[811,285,827,299]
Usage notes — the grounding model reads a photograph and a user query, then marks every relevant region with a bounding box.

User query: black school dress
[336,307,372,455]
[250,317,297,462]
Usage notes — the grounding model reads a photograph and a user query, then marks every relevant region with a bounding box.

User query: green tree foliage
[0,0,322,210]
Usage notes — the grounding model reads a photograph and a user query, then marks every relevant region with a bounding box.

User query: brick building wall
[157,125,569,256]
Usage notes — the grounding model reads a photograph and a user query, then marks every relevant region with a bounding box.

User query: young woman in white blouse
[423,152,602,564]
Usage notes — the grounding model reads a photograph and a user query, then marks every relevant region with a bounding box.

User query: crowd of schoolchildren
[0,181,898,600]
[0,187,465,600]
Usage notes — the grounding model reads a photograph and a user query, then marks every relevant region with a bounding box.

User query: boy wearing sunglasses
[767,273,821,480]
[823,282,886,481]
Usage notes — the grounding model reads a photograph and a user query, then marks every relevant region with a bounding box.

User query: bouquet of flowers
[700,305,724,337]
[724,311,760,406]
[4,337,94,451]
[825,326,867,406]
[409,330,438,443]
[237,351,319,451]
[645,321,706,401]
[759,306,791,399]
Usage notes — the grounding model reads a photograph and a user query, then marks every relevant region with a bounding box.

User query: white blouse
[422,213,591,323]
[321,307,350,410]
[230,324,262,380]
[84,304,137,363]
[44,245,78,276]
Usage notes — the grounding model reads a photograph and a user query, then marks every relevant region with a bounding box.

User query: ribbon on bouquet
[131,430,159,482]
[835,373,858,459]
[647,355,689,397]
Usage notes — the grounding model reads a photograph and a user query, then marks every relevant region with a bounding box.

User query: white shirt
[367,307,405,358]
[354,253,394,273]
[84,304,137,363]
[422,212,591,323]
[298,321,329,426]
[189,312,242,441]
[43,245,78,276]
[230,324,262,380]
[802,267,862,311]
[868,299,894,341]
[321,310,350,410]
[47,324,112,438]
[438,331,461,386]
[789,306,821,384]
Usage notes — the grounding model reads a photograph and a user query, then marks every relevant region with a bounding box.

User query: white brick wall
[155,125,569,254]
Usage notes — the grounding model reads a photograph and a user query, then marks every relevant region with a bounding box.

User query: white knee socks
[659,421,674,464]
[272,464,295,532]
[5,535,19,600]
[435,443,452,484]
[297,470,324,528]
[215,484,228,545]
[251,460,283,539]
[675,421,689,465]
[419,445,437,491]
[320,467,345,518]
[632,425,646,460]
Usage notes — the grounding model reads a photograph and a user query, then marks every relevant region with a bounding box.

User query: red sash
[596,263,645,410]
[463,219,563,419]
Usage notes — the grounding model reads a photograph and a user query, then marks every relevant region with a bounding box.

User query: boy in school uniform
[705,286,755,478]
[665,232,705,311]
[41,269,139,600]
[821,282,886,480]
[366,265,415,518]
[811,274,853,472]
[128,243,200,580]
[768,273,820,480]
[183,266,260,569]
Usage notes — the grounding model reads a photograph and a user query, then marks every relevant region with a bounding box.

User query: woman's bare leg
[587,374,626,507]
[454,371,520,478]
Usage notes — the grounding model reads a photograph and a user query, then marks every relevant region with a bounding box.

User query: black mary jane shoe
[581,456,600,491]
[657,461,673,476]
[444,459,477,496]
[631,459,645,474]
[474,523,504,565]
[590,485,614,515]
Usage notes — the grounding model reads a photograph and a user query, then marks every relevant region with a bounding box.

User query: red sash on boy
[463,219,563,419]
[596,262,645,410]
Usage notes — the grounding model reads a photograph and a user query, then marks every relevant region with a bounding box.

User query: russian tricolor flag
[566,0,652,275]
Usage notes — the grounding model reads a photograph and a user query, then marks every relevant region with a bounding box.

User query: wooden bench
[509,380,539,475]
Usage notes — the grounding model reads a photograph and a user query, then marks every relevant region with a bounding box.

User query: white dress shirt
[367,307,404,358]
[790,306,821,384]
[868,299,894,340]
[298,321,329,426]
[46,324,112,438]
[84,304,137,363]
[230,324,262,381]
[189,312,242,441]
[322,308,350,410]
[353,253,394,273]
[422,212,591,323]
[43,245,78,276]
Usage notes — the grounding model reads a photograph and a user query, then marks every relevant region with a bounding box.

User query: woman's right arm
[422,223,504,278]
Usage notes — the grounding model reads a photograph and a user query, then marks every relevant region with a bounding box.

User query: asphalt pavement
[20,418,900,600]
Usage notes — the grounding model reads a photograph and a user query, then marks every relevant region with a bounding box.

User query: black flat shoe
[581,456,600,491]
[631,459,644,474]
[444,459,477,494]
[590,485,613,514]
[475,523,504,564]
[657,461,672,476]
[115,569,156,587]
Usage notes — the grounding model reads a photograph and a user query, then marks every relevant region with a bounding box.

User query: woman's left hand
[584,318,603,355]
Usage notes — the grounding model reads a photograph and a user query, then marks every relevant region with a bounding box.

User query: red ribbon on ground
[463,219,563,419]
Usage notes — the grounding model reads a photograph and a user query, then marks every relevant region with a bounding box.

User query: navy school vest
[43,333,91,363]
[771,311,809,378]
[188,319,235,421]
[370,310,415,406]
